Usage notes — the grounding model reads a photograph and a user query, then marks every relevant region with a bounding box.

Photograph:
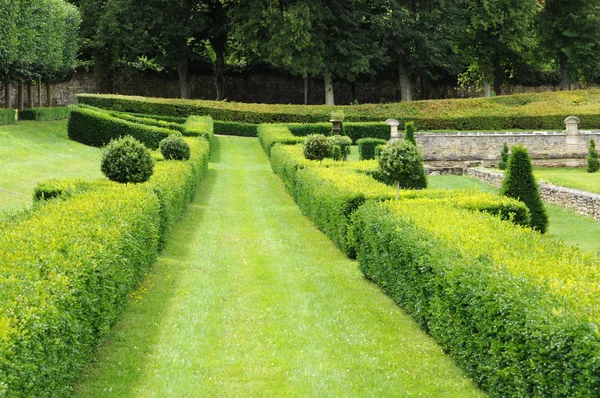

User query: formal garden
[5,0,600,396]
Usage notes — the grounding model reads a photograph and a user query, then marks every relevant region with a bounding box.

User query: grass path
[75,136,483,397]
[0,120,101,213]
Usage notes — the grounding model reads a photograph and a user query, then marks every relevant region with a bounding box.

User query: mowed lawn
[75,136,484,397]
[0,120,102,213]
[429,175,600,254]
[533,167,600,194]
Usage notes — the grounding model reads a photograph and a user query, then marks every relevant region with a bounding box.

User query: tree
[537,0,600,90]
[498,143,509,170]
[378,140,427,199]
[500,145,548,233]
[587,139,599,173]
[461,0,537,96]
[0,0,19,108]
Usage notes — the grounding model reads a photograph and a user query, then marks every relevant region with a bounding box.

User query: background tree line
[5,0,600,107]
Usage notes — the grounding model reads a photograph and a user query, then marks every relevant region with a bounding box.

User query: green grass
[430,175,600,254]
[533,167,600,194]
[74,136,484,397]
[0,120,102,213]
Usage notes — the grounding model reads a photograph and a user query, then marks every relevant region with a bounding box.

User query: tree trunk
[304,74,310,105]
[399,58,412,102]
[211,36,226,101]
[350,81,357,104]
[560,52,570,91]
[27,81,33,108]
[483,80,491,97]
[493,55,503,96]
[419,74,430,100]
[17,82,24,111]
[37,80,42,107]
[324,66,334,105]
[177,59,191,99]
[46,81,53,107]
[4,77,11,109]
[396,181,400,201]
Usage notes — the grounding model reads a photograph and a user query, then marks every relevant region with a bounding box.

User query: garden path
[75,136,483,397]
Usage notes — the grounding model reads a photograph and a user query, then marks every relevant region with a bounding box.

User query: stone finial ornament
[385,118,401,142]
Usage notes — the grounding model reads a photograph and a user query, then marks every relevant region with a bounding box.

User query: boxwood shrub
[351,200,600,397]
[109,111,186,134]
[358,138,387,160]
[257,124,305,156]
[67,106,177,149]
[19,106,72,121]
[213,120,258,137]
[0,109,17,125]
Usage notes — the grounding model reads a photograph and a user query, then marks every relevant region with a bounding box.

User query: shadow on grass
[73,147,220,397]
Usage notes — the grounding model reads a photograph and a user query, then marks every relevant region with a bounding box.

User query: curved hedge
[78,90,600,130]
[68,106,178,149]
[0,136,211,396]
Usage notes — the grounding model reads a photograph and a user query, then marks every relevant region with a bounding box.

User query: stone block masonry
[467,167,600,222]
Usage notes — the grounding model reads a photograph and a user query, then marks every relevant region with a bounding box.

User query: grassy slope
[0,120,102,212]
[429,175,600,254]
[75,136,484,397]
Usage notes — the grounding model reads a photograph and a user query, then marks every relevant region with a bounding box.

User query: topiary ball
[303,134,333,162]
[160,135,191,161]
[101,135,154,183]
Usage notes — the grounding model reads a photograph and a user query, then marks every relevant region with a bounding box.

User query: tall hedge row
[351,200,600,397]
[67,107,177,149]
[78,92,600,130]
[19,107,72,121]
[0,109,17,125]
[0,136,211,396]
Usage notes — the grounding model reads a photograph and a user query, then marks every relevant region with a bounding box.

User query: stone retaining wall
[467,167,600,221]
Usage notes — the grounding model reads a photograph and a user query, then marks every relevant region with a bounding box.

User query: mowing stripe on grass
[74,136,484,397]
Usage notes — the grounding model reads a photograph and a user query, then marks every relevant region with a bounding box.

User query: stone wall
[466,167,600,222]
[416,130,597,167]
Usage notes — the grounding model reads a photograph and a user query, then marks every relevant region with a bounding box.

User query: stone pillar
[565,116,580,136]
[385,118,401,142]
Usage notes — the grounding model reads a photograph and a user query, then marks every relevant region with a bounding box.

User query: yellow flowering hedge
[351,200,600,396]
[0,137,211,396]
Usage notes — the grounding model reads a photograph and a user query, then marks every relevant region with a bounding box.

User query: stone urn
[330,119,343,135]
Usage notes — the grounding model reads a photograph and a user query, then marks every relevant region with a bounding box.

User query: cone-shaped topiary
[101,136,154,183]
[498,143,509,170]
[303,134,333,164]
[586,139,599,173]
[404,121,417,145]
[500,145,548,233]
[160,135,190,160]
[378,140,427,199]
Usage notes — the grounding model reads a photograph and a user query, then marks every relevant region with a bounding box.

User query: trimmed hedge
[19,107,72,121]
[214,120,258,137]
[257,124,305,156]
[68,107,178,149]
[286,122,331,137]
[0,109,17,125]
[78,91,600,130]
[0,135,210,396]
[358,138,387,160]
[184,116,214,140]
[108,111,186,134]
[351,200,600,397]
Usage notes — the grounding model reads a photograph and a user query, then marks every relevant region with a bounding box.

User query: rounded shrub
[160,135,191,160]
[101,135,154,183]
[378,140,427,199]
[328,135,352,160]
[501,144,548,233]
[586,139,599,173]
[303,134,333,163]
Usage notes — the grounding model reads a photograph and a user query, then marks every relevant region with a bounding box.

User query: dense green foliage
[68,106,176,149]
[183,116,214,140]
[100,136,154,183]
[586,139,600,173]
[214,121,258,137]
[257,124,305,156]
[501,145,548,233]
[358,138,387,160]
[0,131,210,396]
[160,135,190,161]
[303,134,333,163]
[404,121,417,145]
[19,107,72,121]
[328,135,352,160]
[378,140,427,193]
[0,109,16,125]
[352,199,600,397]
[498,142,509,170]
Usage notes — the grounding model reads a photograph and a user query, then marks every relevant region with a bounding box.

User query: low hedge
[0,135,210,396]
[351,200,600,397]
[109,111,186,134]
[357,138,387,160]
[257,124,305,156]
[19,107,72,121]
[344,122,389,142]
[184,116,214,140]
[213,120,258,137]
[68,107,178,149]
[0,109,17,125]
[286,122,331,137]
